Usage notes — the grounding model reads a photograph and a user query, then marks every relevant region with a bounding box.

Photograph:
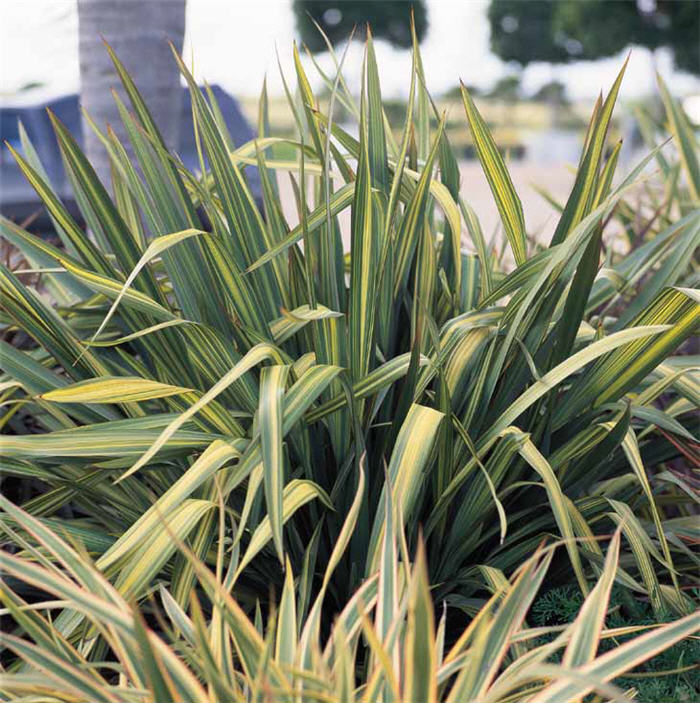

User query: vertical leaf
[348,73,377,381]
[260,364,291,563]
[461,85,527,265]
[403,540,437,703]
[275,556,297,667]
[367,404,443,570]
[658,73,700,201]
[366,28,390,195]
[563,530,621,667]
[550,59,628,245]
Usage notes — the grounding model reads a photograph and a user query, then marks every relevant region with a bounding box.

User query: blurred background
[1,0,698,240]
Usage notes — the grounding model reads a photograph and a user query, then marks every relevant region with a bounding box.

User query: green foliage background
[489,0,699,75]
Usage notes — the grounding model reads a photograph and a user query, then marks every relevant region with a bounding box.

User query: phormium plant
[1,22,698,702]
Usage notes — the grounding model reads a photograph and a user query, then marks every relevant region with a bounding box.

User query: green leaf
[403,540,437,703]
[658,73,700,201]
[563,530,621,667]
[41,377,191,404]
[259,364,290,563]
[348,74,378,380]
[367,404,443,571]
[550,58,628,245]
[460,84,527,265]
[275,557,298,667]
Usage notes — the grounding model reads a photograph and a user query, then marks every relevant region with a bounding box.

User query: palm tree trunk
[77,0,186,188]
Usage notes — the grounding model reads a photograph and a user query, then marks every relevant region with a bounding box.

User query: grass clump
[1,21,698,702]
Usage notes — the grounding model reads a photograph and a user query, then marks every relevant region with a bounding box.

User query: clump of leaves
[1,19,698,703]
[2,494,699,701]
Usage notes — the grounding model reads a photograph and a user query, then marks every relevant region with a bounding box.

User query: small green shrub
[532,586,700,701]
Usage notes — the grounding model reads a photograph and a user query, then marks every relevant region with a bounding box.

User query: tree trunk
[77,0,186,188]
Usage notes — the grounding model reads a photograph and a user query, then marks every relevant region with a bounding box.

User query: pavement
[275,161,576,260]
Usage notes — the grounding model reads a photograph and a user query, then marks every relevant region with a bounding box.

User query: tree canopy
[487,74,521,101]
[532,80,569,105]
[489,0,699,75]
[293,0,427,52]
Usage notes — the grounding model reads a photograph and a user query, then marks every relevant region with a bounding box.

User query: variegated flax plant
[1,22,698,703]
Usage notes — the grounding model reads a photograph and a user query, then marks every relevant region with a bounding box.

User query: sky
[1,0,698,103]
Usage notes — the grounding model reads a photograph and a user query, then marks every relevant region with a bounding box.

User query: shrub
[1,25,698,701]
[531,584,700,701]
